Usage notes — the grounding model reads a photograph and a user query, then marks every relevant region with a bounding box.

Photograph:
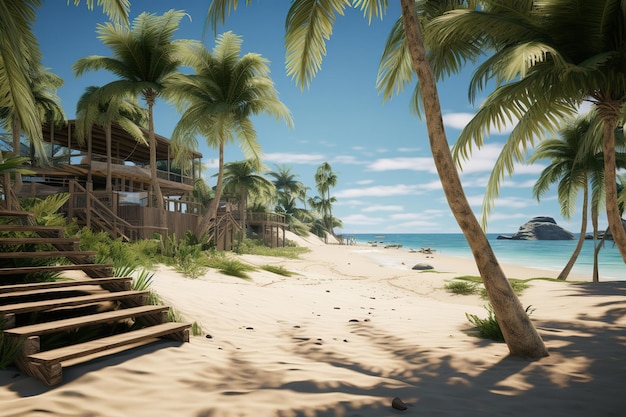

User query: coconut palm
[75,86,147,192]
[0,0,43,159]
[73,10,192,230]
[165,31,292,239]
[426,0,626,262]
[314,162,338,238]
[207,0,548,357]
[221,160,276,232]
[529,113,611,280]
[0,66,65,205]
[268,164,307,204]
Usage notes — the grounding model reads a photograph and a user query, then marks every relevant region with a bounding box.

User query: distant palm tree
[529,113,614,280]
[165,31,292,239]
[268,164,306,201]
[428,0,626,261]
[73,10,192,229]
[75,86,147,192]
[221,160,275,232]
[207,0,548,357]
[314,162,338,239]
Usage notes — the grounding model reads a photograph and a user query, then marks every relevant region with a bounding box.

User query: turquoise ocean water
[349,233,625,281]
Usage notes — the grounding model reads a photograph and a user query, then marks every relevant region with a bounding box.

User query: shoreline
[1,234,624,416]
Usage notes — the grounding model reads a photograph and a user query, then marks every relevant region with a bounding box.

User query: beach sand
[1,233,625,416]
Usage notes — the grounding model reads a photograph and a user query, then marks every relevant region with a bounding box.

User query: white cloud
[367,157,436,173]
[362,205,404,213]
[443,112,474,130]
[444,111,517,134]
[467,195,536,209]
[341,214,386,225]
[355,179,374,185]
[332,155,366,165]
[263,152,325,164]
[335,184,422,198]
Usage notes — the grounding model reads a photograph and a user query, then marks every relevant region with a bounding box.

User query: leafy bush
[445,280,479,295]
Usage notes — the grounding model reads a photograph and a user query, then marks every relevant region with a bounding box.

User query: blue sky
[32,1,596,235]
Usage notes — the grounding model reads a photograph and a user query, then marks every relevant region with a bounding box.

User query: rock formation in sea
[497,216,575,240]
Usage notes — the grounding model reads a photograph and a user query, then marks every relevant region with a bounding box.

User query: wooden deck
[0,210,190,386]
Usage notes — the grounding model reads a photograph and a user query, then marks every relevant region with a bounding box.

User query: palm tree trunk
[400,0,547,358]
[105,124,112,193]
[592,204,600,282]
[557,183,588,280]
[196,143,224,238]
[147,99,167,230]
[599,106,626,262]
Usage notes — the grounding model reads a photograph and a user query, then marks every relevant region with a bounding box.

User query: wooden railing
[67,181,167,241]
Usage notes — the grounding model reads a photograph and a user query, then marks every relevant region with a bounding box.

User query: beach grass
[445,280,480,295]
[235,238,309,258]
[454,275,530,297]
[260,264,298,276]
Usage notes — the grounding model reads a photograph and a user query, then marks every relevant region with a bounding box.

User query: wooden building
[3,120,286,248]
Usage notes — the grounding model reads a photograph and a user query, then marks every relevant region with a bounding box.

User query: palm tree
[73,10,192,230]
[0,66,65,204]
[314,162,338,238]
[221,160,276,232]
[268,164,306,204]
[0,0,43,158]
[427,0,626,262]
[529,113,608,280]
[207,0,548,357]
[75,86,147,192]
[165,31,292,239]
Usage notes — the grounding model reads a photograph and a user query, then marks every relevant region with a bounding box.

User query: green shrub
[445,280,479,295]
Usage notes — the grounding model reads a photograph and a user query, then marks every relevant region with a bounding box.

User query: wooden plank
[5,305,169,337]
[0,238,78,245]
[0,276,126,293]
[28,322,190,364]
[0,290,148,315]
[0,263,113,277]
[0,210,34,218]
[0,225,64,235]
[0,251,97,259]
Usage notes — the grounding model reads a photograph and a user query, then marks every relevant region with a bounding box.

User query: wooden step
[0,225,65,236]
[0,237,78,245]
[0,279,133,302]
[5,305,170,338]
[0,290,149,316]
[0,263,114,277]
[27,322,190,385]
[0,276,127,294]
[0,251,97,259]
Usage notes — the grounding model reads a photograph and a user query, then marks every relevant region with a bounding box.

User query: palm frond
[285,0,351,90]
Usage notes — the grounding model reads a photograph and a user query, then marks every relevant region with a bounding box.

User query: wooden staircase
[0,210,190,386]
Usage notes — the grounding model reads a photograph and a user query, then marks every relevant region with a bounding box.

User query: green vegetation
[261,264,296,277]
[453,276,531,298]
[0,320,23,369]
[466,304,535,343]
[206,255,256,280]
[466,304,504,342]
[444,281,480,295]
[235,238,309,259]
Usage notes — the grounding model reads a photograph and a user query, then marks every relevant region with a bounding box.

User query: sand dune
[1,234,625,416]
